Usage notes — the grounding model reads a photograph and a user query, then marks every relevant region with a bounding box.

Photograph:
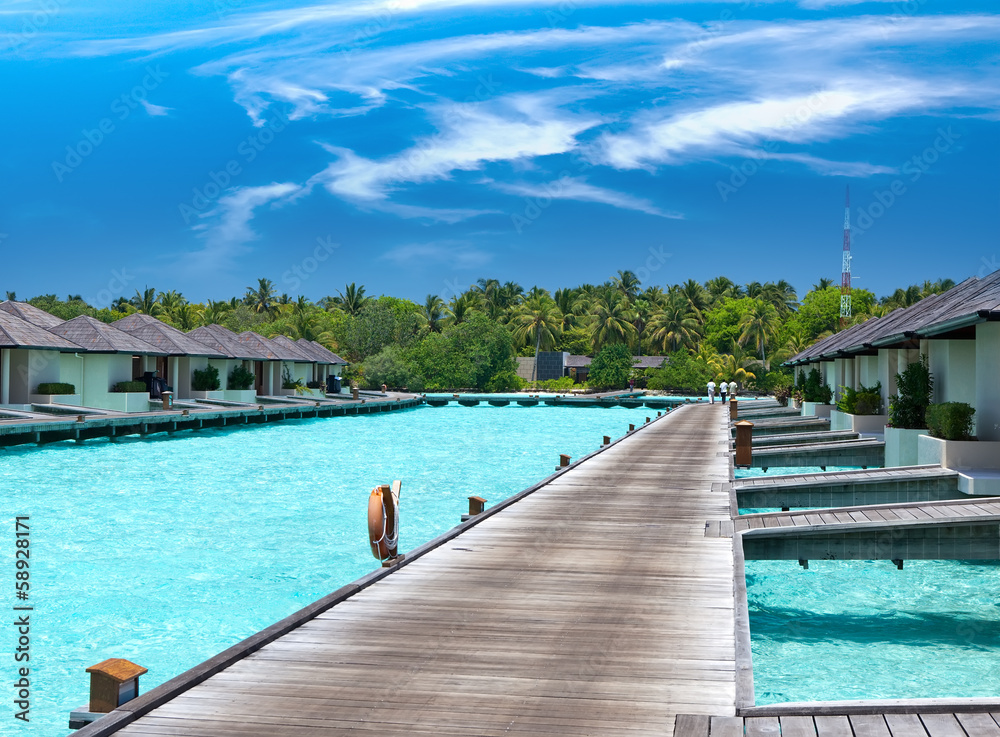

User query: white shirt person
[707,380,716,403]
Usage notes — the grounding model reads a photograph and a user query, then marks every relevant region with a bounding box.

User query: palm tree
[4,291,15,301]
[738,299,781,367]
[812,277,834,291]
[420,294,446,333]
[647,294,700,352]
[334,282,368,316]
[704,276,737,306]
[131,287,159,315]
[111,296,131,312]
[288,297,319,340]
[629,298,653,355]
[170,302,203,330]
[714,349,758,389]
[553,288,585,331]
[588,288,637,351]
[202,300,231,325]
[744,281,764,299]
[158,290,186,316]
[245,278,277,316]
[640,285,666,307]
[510,297,562,381]
[445,293,477,326]
[613,270,641,301]
[679,279,708,318]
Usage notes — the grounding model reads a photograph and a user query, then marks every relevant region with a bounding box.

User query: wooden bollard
[461,495,487,522]
[730,398,738,421]
[559,453,571,467]
[734,420,754,467]
[657,411,661,417]
[645,416,650,424]
[603,435,610,446]
[70,658,149,729]
[352,387,359,400]
[628,423,635,432]
[76,414,85,423]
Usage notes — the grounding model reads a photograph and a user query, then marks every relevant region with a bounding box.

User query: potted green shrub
[225,364,258,402]
[108,380,151,412]
[191,365,224,400]
[30,382,81,406]
[800,367,835,417]
[280,365,307,396]
[831,381,886,434]
[885,356,932,466]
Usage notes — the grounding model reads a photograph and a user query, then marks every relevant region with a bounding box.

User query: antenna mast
[840,186,852,326]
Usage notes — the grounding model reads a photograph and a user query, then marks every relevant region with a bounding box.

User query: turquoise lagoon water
[0,403,654,734]
[736,467,1000,705]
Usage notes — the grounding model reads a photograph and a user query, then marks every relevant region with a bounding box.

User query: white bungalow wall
[0,348,9,404]
[975,322,1000,441]
[927,339,976,407]
[877,349,899,406]
[4,348,62,403]
[72,353,141,410]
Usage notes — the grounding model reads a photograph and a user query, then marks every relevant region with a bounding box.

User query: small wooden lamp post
[734,420,754,468]
[461,496,487,522]
[86,658,147,713]
[729,397,738,421]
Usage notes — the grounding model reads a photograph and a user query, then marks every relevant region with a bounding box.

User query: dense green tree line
[2,275,956,393]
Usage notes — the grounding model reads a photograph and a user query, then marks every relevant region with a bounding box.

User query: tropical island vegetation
[3,274,955,394]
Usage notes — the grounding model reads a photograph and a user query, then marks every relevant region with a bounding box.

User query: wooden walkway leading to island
[76,403,736,737]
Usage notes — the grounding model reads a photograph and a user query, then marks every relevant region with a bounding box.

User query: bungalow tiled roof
[269,334,318,362]
[564,354,666,369]
[113,314,226,358]
[0,301,65,329]
[188,324,270,360]
[236,332,297,361]
[786,271,1000,365]
[0,310,81,351]
[304,340,348,365]
[48,315,166,355]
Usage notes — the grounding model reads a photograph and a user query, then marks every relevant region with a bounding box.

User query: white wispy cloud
[490,177,682,218]
[139,99,172,117]
[309,92,600,216]
[191,182,304,266]
[381,241,492,268]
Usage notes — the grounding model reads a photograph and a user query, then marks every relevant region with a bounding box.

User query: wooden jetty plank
[709,716,744,737]
[849,714,892,737]
[814,715,853,735]
[918,713,967,737]
[744,716,781,735]
[956,712,1000,736]
[885,713,930,736]
[777,715,816,736]
[96,404,735,737]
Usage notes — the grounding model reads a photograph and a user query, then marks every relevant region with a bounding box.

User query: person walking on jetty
[729,380,737,400]
[707,379,716,404]
[719,380,728,403]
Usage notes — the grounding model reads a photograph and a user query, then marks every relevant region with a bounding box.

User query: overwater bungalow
[295,339,348,392]
[113,314,228,400]
[47,315,167,412]
[186,323,269,403]
[787,271,1000,468]
[234,331,293,397]
[0,309,83,406]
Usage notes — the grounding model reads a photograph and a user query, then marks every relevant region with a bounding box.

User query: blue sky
[1,0,998,306]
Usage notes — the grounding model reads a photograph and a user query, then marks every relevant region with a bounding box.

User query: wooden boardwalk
[77,403,736,737]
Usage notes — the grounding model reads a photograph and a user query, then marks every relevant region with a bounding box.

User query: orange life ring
[368,481,401,561]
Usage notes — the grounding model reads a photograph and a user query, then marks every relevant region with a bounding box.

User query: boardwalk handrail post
[735,420,753,468]
[729,397,737,421]
[602,435,610,446]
